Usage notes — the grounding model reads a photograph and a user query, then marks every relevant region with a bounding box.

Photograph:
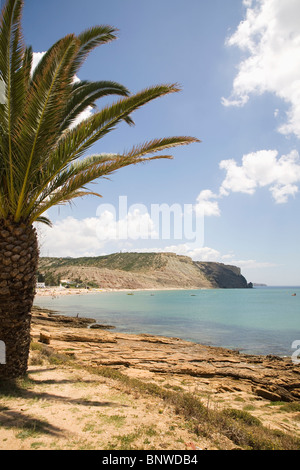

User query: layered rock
[31,307,300,403]
[195,262,251,289]
[38,252,252,290]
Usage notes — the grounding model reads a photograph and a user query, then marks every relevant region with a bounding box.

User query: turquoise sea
[34,287,300,357]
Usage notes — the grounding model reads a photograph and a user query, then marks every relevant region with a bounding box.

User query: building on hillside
[36,282,46,289]
[60,279,71,288]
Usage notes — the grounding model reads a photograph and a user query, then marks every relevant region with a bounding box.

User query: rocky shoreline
[31,306,300,404]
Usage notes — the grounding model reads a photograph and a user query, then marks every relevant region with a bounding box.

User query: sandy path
[0,365,213,450]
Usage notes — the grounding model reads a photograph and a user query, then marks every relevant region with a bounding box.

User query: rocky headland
[37,252,252,290]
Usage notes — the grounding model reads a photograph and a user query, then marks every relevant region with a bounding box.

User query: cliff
[38,252,252,290]
[195,262,250,289]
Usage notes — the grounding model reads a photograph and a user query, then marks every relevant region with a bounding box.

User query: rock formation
[31,307,300,403]
[38,252,252,290]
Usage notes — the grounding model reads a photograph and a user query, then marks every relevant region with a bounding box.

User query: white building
[36,282,46,289]
[60,279,71,287]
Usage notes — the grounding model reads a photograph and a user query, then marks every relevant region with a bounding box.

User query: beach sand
[35,286,186,298]
[35,287,103,297]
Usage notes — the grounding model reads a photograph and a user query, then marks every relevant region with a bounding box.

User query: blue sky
[22,0,300,285]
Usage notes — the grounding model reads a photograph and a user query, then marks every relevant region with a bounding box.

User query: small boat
[292,293,297,296]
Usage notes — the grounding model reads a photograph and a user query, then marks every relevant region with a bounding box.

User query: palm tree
[0,0,199,378]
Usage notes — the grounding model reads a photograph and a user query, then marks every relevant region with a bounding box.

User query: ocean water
[34,287,300,357]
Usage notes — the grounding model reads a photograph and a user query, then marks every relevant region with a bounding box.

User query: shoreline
[35,285,300,298]
[34,286,298,358]
[34,286,207,298]
[0,306,299,450]
[30,306,300,403]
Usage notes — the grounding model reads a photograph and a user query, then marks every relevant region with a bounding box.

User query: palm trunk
[0,219,39,378]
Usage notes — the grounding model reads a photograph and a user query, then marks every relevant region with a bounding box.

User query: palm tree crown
[0,0,199,228]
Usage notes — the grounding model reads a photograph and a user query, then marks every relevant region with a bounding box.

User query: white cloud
[127,244,222,261]
[69,106,94,128]
[219,157,258,195]
[269,183,298,203]
[228,259,277,269]
[195,190,221,217]
[37,208,158,258]
[32,52,46,72]
[219,149,300,203]
[243,0,253,7]
[37,216,106,258]
[36,214,275,273]
[161,244,222,262]
[197,149,300,211]
[36,212,211,260]
[222,0,300,138]
[130,243,275,271]
[96,208,158,241]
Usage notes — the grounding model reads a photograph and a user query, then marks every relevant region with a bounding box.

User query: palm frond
[0,0,25,203]
[22,85,194,221]
[70,25,118,76]
[24,154,118,218]
[0,0,200,226]
[28,134,199,222]
[124,136,201,159]
[25,84,180,207]
[35,215,52,227]
[14,35,80,220]
[22,45,33,89]
[60,80,131,132]
[31,25,117,89]
[0,0,25,123]
[52,84,181,168]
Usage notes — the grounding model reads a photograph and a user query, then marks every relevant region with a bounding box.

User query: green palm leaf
[71,25,118,75]
[60,80,131,131]
[13,35,80,219]
[0,0,25,205]
[27,135,200,223]
[0,0,200,227]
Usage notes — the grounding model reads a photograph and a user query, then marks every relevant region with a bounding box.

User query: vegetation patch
[89,366,300,451]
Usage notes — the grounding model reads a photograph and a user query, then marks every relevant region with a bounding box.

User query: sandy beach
[35,286,189,297]
[35,287,102,297]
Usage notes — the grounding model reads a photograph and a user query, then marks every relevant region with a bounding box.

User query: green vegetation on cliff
[38,252,252,290]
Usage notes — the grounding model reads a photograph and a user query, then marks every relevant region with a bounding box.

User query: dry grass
[89,366,300,450]
[0,343,299,450]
